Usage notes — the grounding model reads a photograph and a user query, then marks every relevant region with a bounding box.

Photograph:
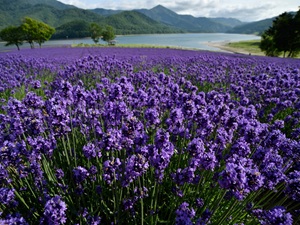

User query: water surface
[0,33,260,52]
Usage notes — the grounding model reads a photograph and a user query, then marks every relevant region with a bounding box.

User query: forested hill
[0,0,101,29]
[102,11,182,34]
[134,5,243,33]
[0,0,180,36]
[0,0,289,37]
[227,18,274,35]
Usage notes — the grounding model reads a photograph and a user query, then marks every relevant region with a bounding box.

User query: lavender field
[0,47,300,224]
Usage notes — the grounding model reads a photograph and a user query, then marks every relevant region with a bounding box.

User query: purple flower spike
[42,196,67,225]
[252,206,293,225]
[175,202,195,225]
[73,166,89,183]
[82,143,101,159]
[0,188,15,205]
[0,213,28,225]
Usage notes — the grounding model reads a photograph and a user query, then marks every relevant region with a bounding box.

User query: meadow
[0,47,299,224]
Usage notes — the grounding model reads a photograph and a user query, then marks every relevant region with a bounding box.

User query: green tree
[0,26,24,50]
[52,20,90,39]
[21,17,55,48]
[90,23,102,44]
[260,10,300,57]
[259,33,280,57]
[102,25,116,44]
[35,21,55,48]
[21,17,39,48]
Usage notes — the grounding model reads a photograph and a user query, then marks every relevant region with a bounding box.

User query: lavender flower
[123,154,149,187]
[82,143,101,159]
[218,154,264,200]
[0,213,28,225]
[175,202,195,225]
[42,196,67,225]
[0,188,15,205]
[285,170,300,201]
[252,206,293,225]
[73,166,89,183]
[103,158,122,185]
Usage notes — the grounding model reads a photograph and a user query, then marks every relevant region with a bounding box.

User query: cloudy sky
[58,0,299,22]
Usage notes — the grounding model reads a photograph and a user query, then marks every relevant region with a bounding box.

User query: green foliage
[21,17,39,48]
[0,26,24,50]
[52,20,91,39]
[101,25,116,44]
[259,33,280,57]
[136,5,230,33]
[260,10,300,57]
[89,23,102,43]
[227,18,273,35]
[102,11,181,35]
[20,17,55,48]
[0,17,55,50]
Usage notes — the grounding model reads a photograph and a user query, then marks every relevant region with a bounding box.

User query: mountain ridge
[0,0,278,36]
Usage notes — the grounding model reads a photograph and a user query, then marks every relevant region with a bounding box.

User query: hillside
[210,18,246,28]
[227,18,274,35]
[91,8,122,17]
[102,11,182,34]
[0,0,75,10]
[92,5,245,33]
[135,5,236,33]
[0,0,285,37]
[0,0,102,29]
[0,0,180,35]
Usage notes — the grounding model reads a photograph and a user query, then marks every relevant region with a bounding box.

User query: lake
[0,33,260,52]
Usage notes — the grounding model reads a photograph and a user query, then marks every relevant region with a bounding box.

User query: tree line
[260,9,300,57]
[0,17,55,50]
[0,18,116,50]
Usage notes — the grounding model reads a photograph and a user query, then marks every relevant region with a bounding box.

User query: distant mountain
[0,0,179,36]
[210,18,246,28]
[91,5,245,33]
[0,0,289,38]
[0,4,104,28]
[102,11,182,34]
[135,5,238,33]
[227,18,274,35]
[0,0,75,10]
[228,12,297,35]
[91,8,122,17]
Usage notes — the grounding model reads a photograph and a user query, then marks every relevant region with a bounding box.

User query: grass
[226,40,262,55]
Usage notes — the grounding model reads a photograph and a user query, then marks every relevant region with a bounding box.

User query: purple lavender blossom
[73,166,89,183]
[175,202,195,225]
[55,169,64,180]
[149,129,175,181]
[82,143,101,159]
[195,198,204,208]
[0,188,15,205]
[102,157,122,185]
[218,154,264,200]
[0,164,10,185]
[99,128,122,151]
[252,206,293,225]
[187,138,217,171]
[0,213,28,225]
[285,170,300,201]
[196,209,212,225]
[42,196,67,225]
[144,108,160,127]
[123,154,149,187]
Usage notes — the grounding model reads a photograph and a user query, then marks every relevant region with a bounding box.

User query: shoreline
[206,40,264,56]
[206,41,250,55]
